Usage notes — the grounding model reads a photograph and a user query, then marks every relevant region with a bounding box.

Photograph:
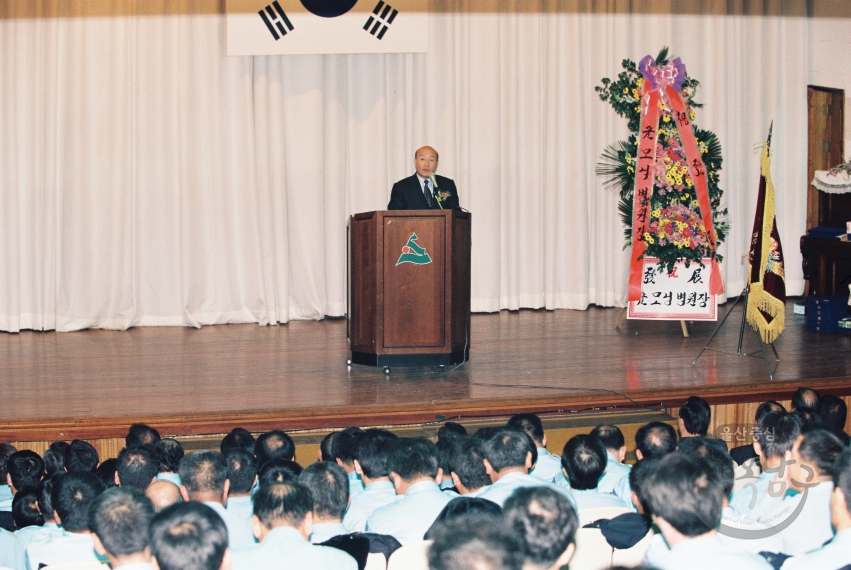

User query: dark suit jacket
[387,174,460,210]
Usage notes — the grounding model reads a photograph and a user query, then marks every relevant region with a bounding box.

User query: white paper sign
[628,257,717,321]
[226,0,428,55]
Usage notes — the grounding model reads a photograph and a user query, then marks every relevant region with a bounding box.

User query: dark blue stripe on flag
[380,4,391,19]
[259,10,280,40]
[373,1,385,15]
[370,20,382,35]
[272,1,294,31]
[275,21,287,36]
[377,25,388,39]
[364,16,375,30]
[386,8,398,24]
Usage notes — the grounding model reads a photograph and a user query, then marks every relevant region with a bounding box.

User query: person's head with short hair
[635,421,677,461]
[220,428,255,456]
[6,450,44,494]
[225,450,258,497]
[65,440,99,473]
[332,427,365,471]
[0,443,17,485]
[627,458,658,514]
[447,436,491,495]
[37,474,60,522]
[126,424,161,449]
[678,396,711,437]
[473,426,502,441]
[589,425,627,463]
[257,458,303,487]
[178,451,229,505]
[755,400,785,423]
[831,448,851,533]
[506,413,546,447]
[437,422,468,443]
[298,461,348,523]
[12,487,44,529]
[794,407,823,428]
[424,498,502,540]
[386,438,441,494]
[792,387,820,413]
[95,458,119,490]
[145,480,184,513]
[43,441,70,476]
[820,395,848,433]
[427,513,525,570]
[319,431,340,462]
[754,411,801,464]
[89,487,155,567]
[116,445,159,491]
[643,454,722,543]
[676,437,735,501]
[481,429,536,481]
[155,438,184,474]
[254,430,296,467]
[252,482,314,542]
[787,427,845,492]
[52,471,105,533]
[503,487,578,570]
[561,434,607,491]
[352,428,398,483]
[150,502,231,570]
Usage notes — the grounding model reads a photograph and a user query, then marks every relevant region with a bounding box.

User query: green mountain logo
[396,233,432,266]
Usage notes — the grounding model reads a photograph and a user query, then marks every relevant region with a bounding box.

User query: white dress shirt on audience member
[15,520,63,551]
[0,527,26,570]
[298,462,353,545]
[560,434,629,511]
[590,425,632,494]
[155,472,181,487]
[506,413,563,482]
[342,438,401,534]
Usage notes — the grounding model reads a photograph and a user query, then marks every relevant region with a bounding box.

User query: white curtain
[0,0,810,331]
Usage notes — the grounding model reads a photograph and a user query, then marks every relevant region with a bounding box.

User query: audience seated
[678,395,713,439]
[178,450,255,549]
[220,428,255,456]
[225,449,258,523]
[729,400,785,466]
[343,428,399,532]
[146,479,184,513]
[150,501,232,570]
[319,431,340,463]
[43,441,70,477]
[426,513,525,570]
[16,475,63,549]
[254,430,296,466]
[116,445,159,491]
[625,457,658,514]
[89,487,155,569]
[560,434,629,509]
[820,395,848,435]
[0,443,18,513]
[444,436,491,497]
[642,454,771,569]
[6,451,44,498]
[126,424,161,449]
[96,457,119,490]
[424,497,502,539]
[506,413,562,482]
[235,482,357,569]
[365,437,454,545]
[791,387,820,413]
[0,526,26,570]
[503,486,578,570]
[12,487,43,530]
[613,421,677,508]
[333,427,366,498]
[257,458,302,486]
[299,461,350,544]
[26,471,106,568]
[783,447,851,568]
[477,429,573,508]
[587,424,631,493]
[65,440,100,473]
[154,438,185,487]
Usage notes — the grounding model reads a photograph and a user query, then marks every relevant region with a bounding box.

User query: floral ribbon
[628,56,724,302]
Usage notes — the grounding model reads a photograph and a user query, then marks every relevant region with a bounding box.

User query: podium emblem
[396,233,432,266]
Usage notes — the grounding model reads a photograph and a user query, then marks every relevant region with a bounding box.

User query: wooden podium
[348,209,471,369]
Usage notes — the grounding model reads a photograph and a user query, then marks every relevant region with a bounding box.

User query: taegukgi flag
[226,0,428,55]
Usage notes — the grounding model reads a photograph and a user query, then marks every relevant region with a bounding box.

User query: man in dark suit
[387,146,460,210]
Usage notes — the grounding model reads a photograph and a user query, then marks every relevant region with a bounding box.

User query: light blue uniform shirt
[0,484,13,511]
[310,522,349,544]
[14,522,63,551]
[597,451,631,493]
[226,494,254,525]
[571,488,630,511]
[26,531,105,569]
[648,533,772,570]
[729,470,773,518]
[782,527,851,569]
[0,528,26,570]
[343,480,398,533]
[613,469,637,511]
[529,447,563,482]
[348,470,365,498]
[204,501,257,548]
[156,472,181,486]
[477,471,576,509]
[366,480,454,545]
[232,526,357,570]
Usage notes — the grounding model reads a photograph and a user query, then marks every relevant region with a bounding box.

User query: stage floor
[1,299,850,441]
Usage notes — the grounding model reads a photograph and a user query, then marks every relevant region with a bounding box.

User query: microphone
[429,174,444,210]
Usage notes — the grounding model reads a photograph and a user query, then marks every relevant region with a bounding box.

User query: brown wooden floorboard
[1,299,849,440]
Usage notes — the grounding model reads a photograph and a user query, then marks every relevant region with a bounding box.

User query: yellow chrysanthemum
[644,233,655,244]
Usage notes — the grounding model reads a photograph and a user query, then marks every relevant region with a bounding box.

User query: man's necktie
[423,179,433,207]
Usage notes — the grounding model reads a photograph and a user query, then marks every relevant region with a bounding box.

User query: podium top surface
[351,209,470,221]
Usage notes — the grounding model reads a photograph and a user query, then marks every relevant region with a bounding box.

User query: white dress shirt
[232,526,357,570]
[366,480,453,545]
[343,480,398,533]
[729,470,774,518]
[0,528,26,570]
[14,522,63,551]
[204,501,257,549]
[310,521,349,544]
[156,472,181,486]
[226,494,254,525]
[647,532,773,570]
[782,527,851,570]
[26,530,105,569]
[529,447,563,482]
[613,469,637,511]
[597,451,631,493]
[571,487,630,511]
[477,471,576,509]
[348,470,365,498]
